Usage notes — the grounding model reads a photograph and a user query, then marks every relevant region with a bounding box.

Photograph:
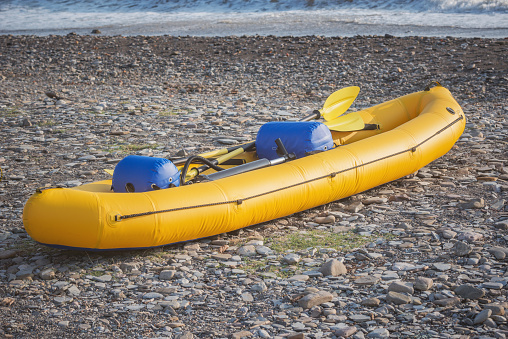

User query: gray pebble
[386,291,411,305]
[298,291,333,309]
[454,284,486,299]
[474,309,492,324]
[367,328,390,338]
[319,258,347,276]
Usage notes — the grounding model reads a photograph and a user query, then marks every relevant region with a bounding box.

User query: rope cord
[116,115,463,221]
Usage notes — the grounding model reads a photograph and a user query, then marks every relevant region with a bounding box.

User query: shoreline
[1,6,507,39]
[0,34,507,338]
[2,25,508,39]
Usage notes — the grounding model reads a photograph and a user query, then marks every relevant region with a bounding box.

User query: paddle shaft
[300,110,322,122]
[203,157,285,181]
[171,143,250,166]
[184,142,255,182]
[203,138,293,181]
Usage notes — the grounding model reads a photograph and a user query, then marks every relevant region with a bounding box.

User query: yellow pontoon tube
[23,85,465,250]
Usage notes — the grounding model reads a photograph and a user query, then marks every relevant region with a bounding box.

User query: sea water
[0,0,507,37]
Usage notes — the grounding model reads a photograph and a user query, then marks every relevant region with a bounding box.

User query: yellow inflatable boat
[23,85,465,250]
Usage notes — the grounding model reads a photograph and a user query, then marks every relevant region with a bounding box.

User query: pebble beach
[0,34,507,338]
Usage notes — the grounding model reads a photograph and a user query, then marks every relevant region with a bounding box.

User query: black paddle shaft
[300,110,322,122]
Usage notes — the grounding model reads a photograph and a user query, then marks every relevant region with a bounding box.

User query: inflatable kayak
[23,84,465,250]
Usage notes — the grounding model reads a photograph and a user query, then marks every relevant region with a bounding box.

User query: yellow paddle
[182,146,247,184]
[324,112,365,132]
[321,86,361,121]
[171,143,251,167]
[301,86,360,122]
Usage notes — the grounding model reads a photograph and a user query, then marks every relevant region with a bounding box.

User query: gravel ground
[0,34,507,338]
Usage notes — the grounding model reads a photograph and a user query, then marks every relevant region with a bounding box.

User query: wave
[1,0,507,14]
[1,0,506,37]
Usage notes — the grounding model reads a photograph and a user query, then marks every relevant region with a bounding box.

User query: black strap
[336,123,379,132]
[221,159,247,166]
[363,124,380,130]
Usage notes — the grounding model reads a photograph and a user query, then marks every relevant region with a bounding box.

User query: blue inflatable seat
[112,155,180,193]
[256,121,334,160]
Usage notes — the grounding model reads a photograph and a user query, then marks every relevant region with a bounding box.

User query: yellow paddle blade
[104,169,114,176]
[324,112,365,132]
[321,86,360,121]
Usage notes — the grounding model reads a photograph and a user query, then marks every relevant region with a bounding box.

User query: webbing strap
[116,115,463,221]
